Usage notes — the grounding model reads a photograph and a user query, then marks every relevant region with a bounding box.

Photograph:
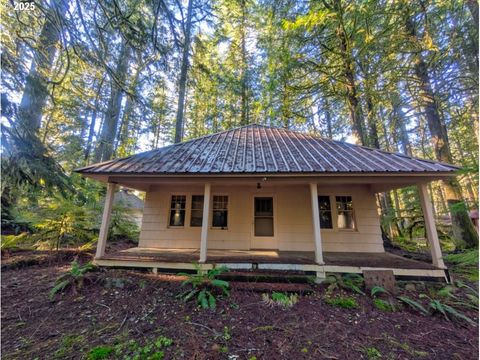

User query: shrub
[177,265,230,309]
[262,292,299,308]
[324,296,358,309]
[50,258,96,298]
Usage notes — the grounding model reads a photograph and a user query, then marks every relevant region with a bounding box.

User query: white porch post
[309,183,324,264]
[418,183,446,269]
[96,183,117,259]
[199,183,211,263]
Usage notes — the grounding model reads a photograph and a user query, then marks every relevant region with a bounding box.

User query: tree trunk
[333,0,365,145]
[84,77,105,163]
[94,42,131,162]
[323,97,333,139]
[174,0,194,143]
[18,0,68,132]
[239,0,249,126]
[406,14,478,248]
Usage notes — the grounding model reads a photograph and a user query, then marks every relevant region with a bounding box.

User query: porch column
[309,183,324,264]
[417,183,446,269]
[96,183,117,259]
[199,183,211,263]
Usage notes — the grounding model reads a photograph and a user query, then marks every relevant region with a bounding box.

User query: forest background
[1,0,478,251]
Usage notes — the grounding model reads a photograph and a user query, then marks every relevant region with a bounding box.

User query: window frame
[335,195,356,231]
[190,195,204,227]
[167,194,187,228]
[211,194,229,230]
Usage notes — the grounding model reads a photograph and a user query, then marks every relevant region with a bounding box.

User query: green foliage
[90,335,173,359]
[87,346,113,360]
[262,292,299,308]
[370,286,388,297]
[398,293,476,325]
[397,296,429,315]
[324,296,359,309]
[55,334,86,358]
[50,259,95,299]
[444,250,479,281]
[177,265,230,309]
[363,347,381,360]
[373,298,396,312]
[326,273,365,295]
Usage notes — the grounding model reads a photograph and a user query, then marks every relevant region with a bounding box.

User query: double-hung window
[169,195,186,227]
[212,195,228,228]
[336,196,355,230]
[318,196,333,229]
[190,195,204,227]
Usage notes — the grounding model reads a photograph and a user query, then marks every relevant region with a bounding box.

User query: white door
[251,196,277,249]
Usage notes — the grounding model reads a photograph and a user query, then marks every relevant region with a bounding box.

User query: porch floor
[101,247,438,270]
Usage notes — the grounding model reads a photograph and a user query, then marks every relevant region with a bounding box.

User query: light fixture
[257,182,262,189]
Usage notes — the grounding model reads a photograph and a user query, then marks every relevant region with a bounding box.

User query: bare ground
[1,249,478,360]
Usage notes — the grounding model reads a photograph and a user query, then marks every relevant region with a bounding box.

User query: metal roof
[76,124,459,175]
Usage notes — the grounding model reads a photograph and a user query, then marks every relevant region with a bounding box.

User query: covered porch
[95,247,447,280]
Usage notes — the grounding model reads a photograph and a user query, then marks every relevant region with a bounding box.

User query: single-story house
[76,124,458,281]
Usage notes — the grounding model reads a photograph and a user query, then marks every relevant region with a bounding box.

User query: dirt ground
[1,249,478,360]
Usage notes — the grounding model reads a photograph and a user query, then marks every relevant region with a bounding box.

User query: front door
[251,196,277,249]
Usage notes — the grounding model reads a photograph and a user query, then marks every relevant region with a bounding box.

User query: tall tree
[174,0,195,143]
[404,4,478,247]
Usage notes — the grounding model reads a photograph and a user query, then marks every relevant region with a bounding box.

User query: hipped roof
[76,124,459,176]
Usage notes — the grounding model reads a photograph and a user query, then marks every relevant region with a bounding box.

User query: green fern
[397,296,429,315]
[177,265,229,309]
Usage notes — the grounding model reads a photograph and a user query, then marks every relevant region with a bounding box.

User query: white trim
[96,183,117,259]
[310,183,324,264]
[199,184,211,262]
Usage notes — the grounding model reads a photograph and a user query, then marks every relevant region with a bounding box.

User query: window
[212,195,228,228]
[318,196,333,229]
[336,196,355,229]
[190,195,204,227]
[169,195,186,227]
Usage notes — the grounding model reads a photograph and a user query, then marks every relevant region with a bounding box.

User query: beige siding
[139,183,384,253]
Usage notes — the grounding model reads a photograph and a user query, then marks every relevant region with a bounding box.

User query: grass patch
[324,296,358,309]
[55,334,86,358]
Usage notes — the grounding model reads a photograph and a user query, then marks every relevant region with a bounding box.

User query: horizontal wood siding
[138,183,384,253]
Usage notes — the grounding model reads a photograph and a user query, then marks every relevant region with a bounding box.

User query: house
[76,124,459,281]
[109,189,144,227]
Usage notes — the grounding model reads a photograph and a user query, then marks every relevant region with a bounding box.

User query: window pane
[212,210,228,227]
[255,197,273,216]
[191,195,204,209]
[170,209,185,226]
